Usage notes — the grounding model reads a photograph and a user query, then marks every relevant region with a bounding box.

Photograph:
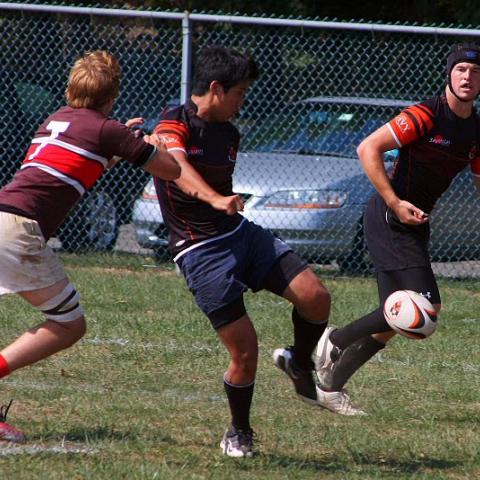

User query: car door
[430,170,480,261]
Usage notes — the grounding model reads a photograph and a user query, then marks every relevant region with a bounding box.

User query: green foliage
[0,263,479,478]
[9,0,480,26]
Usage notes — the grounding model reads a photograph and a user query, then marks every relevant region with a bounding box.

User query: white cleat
[313,326,340,371]
[316,386,367,416]
[220,427,255,458]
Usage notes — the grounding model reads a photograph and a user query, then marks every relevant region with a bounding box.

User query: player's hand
[211,194,244,215]
[392,199,429,225]
[143,133,167,151]
[125,117,145,138]
[125,117,144,129]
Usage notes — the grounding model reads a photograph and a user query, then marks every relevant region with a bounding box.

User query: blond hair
[65,50,121,110]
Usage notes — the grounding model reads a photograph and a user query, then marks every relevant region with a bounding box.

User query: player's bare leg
[2,278,86,371]
[0,278,86,443]
[217,314,257,457]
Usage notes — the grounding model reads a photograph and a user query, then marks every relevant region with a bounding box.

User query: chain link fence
[1,3,480,277]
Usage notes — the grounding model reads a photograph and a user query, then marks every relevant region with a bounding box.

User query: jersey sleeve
[100,119,155,167]
[386,103,435,148]
[154,118,189,154]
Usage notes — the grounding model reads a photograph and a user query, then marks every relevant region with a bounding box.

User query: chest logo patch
[468,144,478,160]
[188,146,204,156]
[428,135,451,147]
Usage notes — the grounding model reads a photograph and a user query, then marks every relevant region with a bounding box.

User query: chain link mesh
[1,5,479,277]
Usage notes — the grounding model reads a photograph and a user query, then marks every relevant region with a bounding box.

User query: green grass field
[0,258,478,479]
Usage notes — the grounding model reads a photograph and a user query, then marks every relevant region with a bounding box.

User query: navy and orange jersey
[154,99,243,257]
[386,94,480,213]
[0,106,154,239]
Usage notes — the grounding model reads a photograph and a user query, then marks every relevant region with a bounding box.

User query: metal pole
[1,4,480,38]
[181,12,192,104]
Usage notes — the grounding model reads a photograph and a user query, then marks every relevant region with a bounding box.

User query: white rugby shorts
[0,212,66,295]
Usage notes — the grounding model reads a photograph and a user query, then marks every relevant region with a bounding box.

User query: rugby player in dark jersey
[154,46,331,457]
[314,43,480,415]
[0,50,180,442]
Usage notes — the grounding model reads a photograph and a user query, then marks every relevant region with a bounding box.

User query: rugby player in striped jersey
[0,50,180,442]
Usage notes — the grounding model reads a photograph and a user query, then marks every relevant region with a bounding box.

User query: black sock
[292,308,327,371]
[330,307,391,350]
[323,336,385,391]
[224,378,254,431]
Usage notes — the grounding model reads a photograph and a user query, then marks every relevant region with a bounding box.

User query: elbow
[356,139,367,159]
[158,161,181,181]
[169,161,182,180]
[144,153,182,180]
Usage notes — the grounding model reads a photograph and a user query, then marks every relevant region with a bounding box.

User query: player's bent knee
[305,286,331,322]
[54,316,87,347]
[37,282,84,323]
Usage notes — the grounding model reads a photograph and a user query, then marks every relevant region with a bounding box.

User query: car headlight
[257,190,347,209]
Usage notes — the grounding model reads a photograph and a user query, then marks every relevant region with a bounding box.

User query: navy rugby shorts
[176,219,305,328]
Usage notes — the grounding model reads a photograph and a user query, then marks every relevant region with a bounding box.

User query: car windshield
[242,99,406,158]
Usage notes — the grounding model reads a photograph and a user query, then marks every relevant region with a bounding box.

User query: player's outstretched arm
[166,148,243,215]
[357,124,428,225]
[107,117,146,169]
[142,134,181,180]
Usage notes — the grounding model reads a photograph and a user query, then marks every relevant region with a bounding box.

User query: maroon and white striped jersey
[0,106,154,239]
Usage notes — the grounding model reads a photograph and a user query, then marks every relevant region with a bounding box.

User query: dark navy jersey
[154,99,243,256]
[387,94,480,213]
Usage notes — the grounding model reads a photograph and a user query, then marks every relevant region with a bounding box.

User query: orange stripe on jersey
[471,156,480,176]
[388,104,434,147]
[155,120,189,151]
[23,144,103,189]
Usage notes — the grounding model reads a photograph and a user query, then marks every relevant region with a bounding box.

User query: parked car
[132,96,480,271]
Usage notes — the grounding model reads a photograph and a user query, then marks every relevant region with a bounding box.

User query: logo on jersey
[159,135,179,145]
[428,135,451,147]
[395,114,410,133]
[187,146,204,156]
[228,146,237,163]
[468,144,478,160]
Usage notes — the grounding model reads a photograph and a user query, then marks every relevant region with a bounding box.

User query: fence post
[181,11,192,104]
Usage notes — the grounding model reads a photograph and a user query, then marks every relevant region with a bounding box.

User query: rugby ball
[383,290,437,339]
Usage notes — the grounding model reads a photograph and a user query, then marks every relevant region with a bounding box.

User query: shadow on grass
[256,453,461,475]
[349,453,461,474]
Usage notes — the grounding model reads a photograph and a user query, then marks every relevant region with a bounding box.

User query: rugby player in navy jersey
[0,50,180,442]
[154,46,331,457]
[314,43,480,415]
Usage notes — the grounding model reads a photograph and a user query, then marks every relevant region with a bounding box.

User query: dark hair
[191,46,260,95]
[446,42,480,78]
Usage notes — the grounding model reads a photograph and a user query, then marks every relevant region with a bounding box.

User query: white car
[132,96,480,272]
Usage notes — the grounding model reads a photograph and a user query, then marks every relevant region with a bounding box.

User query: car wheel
[337,222,372,275]
[57,191,119,252]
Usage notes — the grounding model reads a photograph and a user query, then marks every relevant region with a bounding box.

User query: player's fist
[211,194,244,215]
